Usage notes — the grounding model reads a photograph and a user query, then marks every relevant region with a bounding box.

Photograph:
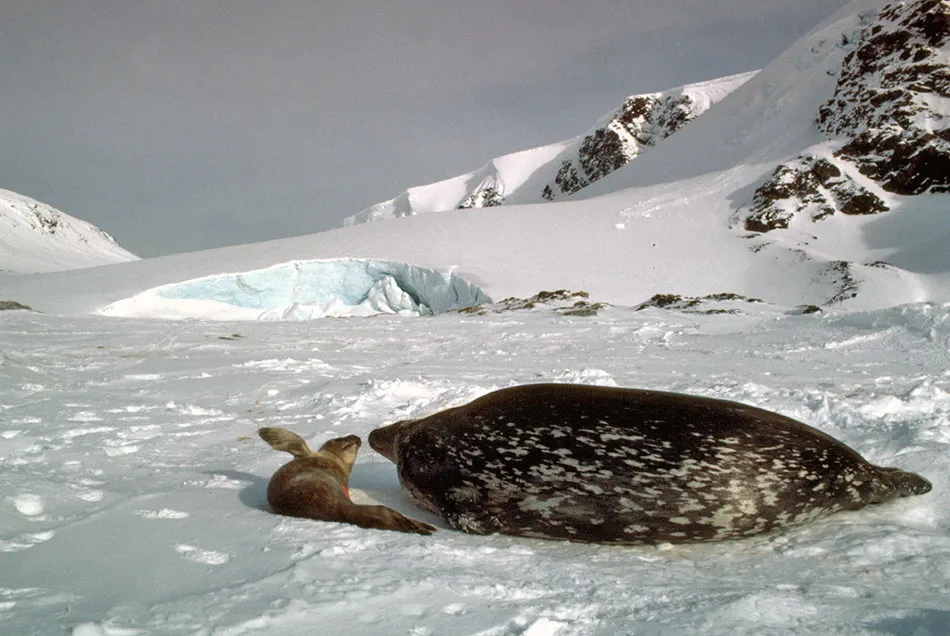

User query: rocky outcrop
[818,0,950,195]
[633,293,764,314]
[744,0,949,232]
[543,92,701,199]
[0,301,33,311]
[456,290,609,317]
[744,155,889,232]
[457,176,505,209]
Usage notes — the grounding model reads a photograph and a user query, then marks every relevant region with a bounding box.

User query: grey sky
[1,1,847,257]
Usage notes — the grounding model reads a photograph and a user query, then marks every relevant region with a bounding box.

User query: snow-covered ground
[2,300,948,635]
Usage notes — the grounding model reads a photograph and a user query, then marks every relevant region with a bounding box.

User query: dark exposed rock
[0,301,33,311]
[458,182,505,209]
[822,260,862,305]
[578,129,629,184]
[818,0,950,195]
[456,290,609,316]
[839,190,890,215]
[547,92,701,199]
[553,161,590,196]
[789,304,824,315]
[634,293,764,314]
[639,293,684,309]
[744,0,948,235]
[837,129,950,194]
[743,155,888,232]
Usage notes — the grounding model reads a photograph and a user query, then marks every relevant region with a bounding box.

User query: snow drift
[99,258,492,321]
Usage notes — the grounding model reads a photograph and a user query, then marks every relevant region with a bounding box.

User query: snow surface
[0,190,137,274]
[100,259,491,321]
[2,302,948,635]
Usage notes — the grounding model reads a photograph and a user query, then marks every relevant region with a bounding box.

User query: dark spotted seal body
[368,384,931,544]
[259,427,435,535]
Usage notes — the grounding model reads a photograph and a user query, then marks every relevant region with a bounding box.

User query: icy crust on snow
[99,259,491,321]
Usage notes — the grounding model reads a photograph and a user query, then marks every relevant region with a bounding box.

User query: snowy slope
[0,190,137,274]
[344,72,755,225]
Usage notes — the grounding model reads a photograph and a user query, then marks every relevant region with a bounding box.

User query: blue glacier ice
[146,258,491,320]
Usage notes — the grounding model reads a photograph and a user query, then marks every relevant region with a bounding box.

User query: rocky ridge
[541,90,705,201]
[456,290,609,317]
[345,73,755,225]
[743,0,949,232]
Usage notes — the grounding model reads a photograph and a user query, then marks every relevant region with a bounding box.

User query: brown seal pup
[259,427,435,535]
[368,384,931,545]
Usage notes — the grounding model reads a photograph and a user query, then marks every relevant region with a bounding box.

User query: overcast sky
[1,1,848,257]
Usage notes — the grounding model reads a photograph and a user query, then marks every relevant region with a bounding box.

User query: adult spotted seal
[368,384,931,544]
[259,427,435,535]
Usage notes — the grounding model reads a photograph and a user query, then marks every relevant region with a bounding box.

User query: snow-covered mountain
[0,189,137,274]
[3,0,947,318]
[344,72,755,226]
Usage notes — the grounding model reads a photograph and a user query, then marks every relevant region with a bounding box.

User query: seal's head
[319,434,362,470]
[368,420,414,462]
[876,466,933,499]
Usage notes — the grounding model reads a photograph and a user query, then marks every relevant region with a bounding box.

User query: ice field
[2,300,948,635]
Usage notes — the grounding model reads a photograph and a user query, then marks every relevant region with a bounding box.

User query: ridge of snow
[575,1,879,197]
[0,189,138,274]
[343,71,755,226]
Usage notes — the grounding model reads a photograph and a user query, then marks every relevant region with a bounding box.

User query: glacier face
[101,259,492,321]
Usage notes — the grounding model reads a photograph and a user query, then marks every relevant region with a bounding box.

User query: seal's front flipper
[259,427,315,458]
